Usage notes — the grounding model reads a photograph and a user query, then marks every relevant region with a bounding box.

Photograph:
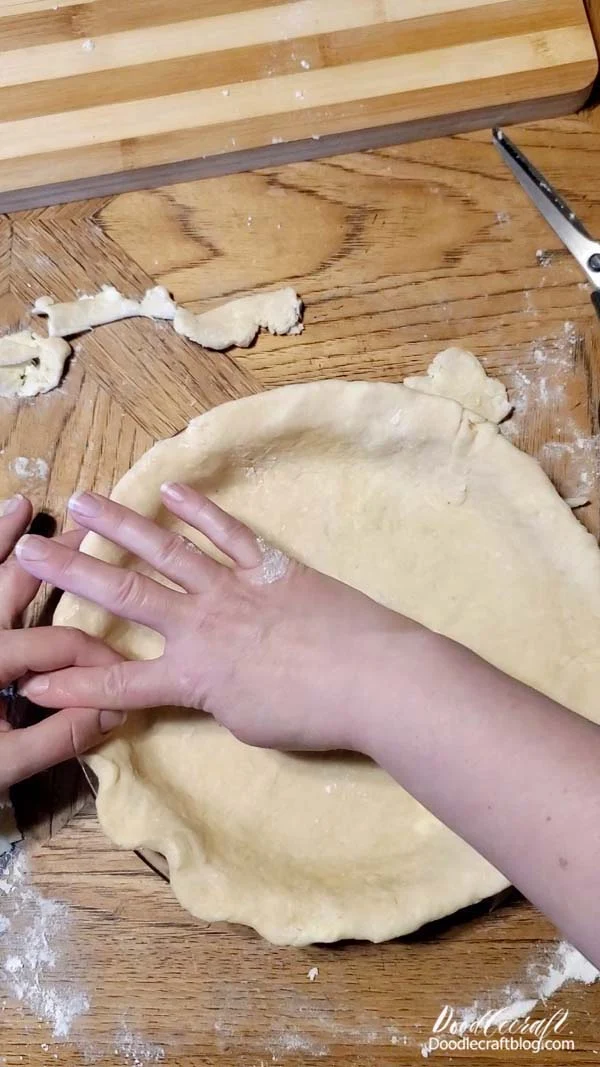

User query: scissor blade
[493,128,600,287]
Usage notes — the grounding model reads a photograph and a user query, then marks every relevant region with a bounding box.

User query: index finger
[1,706,127,791]
[15,535,184,634]
[0,495,32,563]
[0,496,37,626]
[0,511,87,630]
[0,626,120,688]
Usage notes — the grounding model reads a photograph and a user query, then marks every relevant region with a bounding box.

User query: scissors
[493,128,600,320]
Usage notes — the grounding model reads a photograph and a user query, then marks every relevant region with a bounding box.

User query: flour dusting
[505,325,576,427]
[504,322,598,501]
[113,1029,165,1066]
[254,536,289,585]
[266,1031,327,1056]
[541,435,600,497]
[535,249,555,267]
[0,848,90,1038]
[424,940,598,1056]
[10,456,49,482]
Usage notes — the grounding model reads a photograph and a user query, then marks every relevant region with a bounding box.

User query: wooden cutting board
[0,0,597,211]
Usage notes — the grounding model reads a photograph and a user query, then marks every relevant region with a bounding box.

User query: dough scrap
[54,353,600,945]
[32,283,303,354]
[404,347,512,423]
[173,287,303,350]
[0,331,71,398]
[33,285,176,337]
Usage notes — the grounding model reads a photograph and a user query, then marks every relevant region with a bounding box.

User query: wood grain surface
[0,0,597,209]
[2,101,600,1064]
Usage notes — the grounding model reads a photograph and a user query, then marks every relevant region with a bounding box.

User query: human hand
[16,485,423,752]
[0,495,125,790]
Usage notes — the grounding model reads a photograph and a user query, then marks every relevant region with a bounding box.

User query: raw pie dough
[0,331,71,398]
[11,285,302,399]
[404,347,513,423]
[173,287,303,350]
[33,285,177,337]
[33,284,303,351]
[54,351,600,945]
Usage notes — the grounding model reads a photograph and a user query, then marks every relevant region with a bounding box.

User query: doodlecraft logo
[421,1004,574,1058]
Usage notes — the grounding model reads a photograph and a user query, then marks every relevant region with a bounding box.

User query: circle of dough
[54,379,600,946]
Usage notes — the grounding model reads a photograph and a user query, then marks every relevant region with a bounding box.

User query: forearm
[361,630,600,964]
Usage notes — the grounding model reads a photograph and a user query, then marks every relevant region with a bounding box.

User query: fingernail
[15,535,50,561]
[69,491,101,516]
[161,482,185,502]
[99,709,127,733]
[21,675,49,697]
[0,494,25,517]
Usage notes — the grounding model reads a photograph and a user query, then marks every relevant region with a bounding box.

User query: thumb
[0,707,126,790]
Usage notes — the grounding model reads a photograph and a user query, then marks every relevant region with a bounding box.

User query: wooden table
[2,91,600,1067]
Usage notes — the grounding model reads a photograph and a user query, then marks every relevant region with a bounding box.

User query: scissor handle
[593,291,600,321]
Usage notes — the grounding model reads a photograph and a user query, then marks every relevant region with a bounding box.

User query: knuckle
[155,533,186,572]
[226,524,245,547]
[226,523,254,555]
[61,626,86,647]
[103,662,127,701]
[177,667,207,710]
[113,569,144,611]
[55,547,80,582]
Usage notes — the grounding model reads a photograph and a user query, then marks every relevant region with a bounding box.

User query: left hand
[15,484,421,753]
[0,495,125,790]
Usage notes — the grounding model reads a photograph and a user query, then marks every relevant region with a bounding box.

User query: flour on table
[504,324,599,502]
[404,348,512,424]
[173,287,303,350]
[10,456,49,481]
[0,331,71,399]
[421,940,599,1058]
[505,325,576,428]
[33,285,176,337]
[536,249,554,267]
[266,1031,328,1057]
[0,848,90,1039]
[307,966,319,982]
[541,435,600,501]
[113,1029,165,1066]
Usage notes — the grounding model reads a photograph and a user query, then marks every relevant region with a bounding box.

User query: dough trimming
[0,331,71,399]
